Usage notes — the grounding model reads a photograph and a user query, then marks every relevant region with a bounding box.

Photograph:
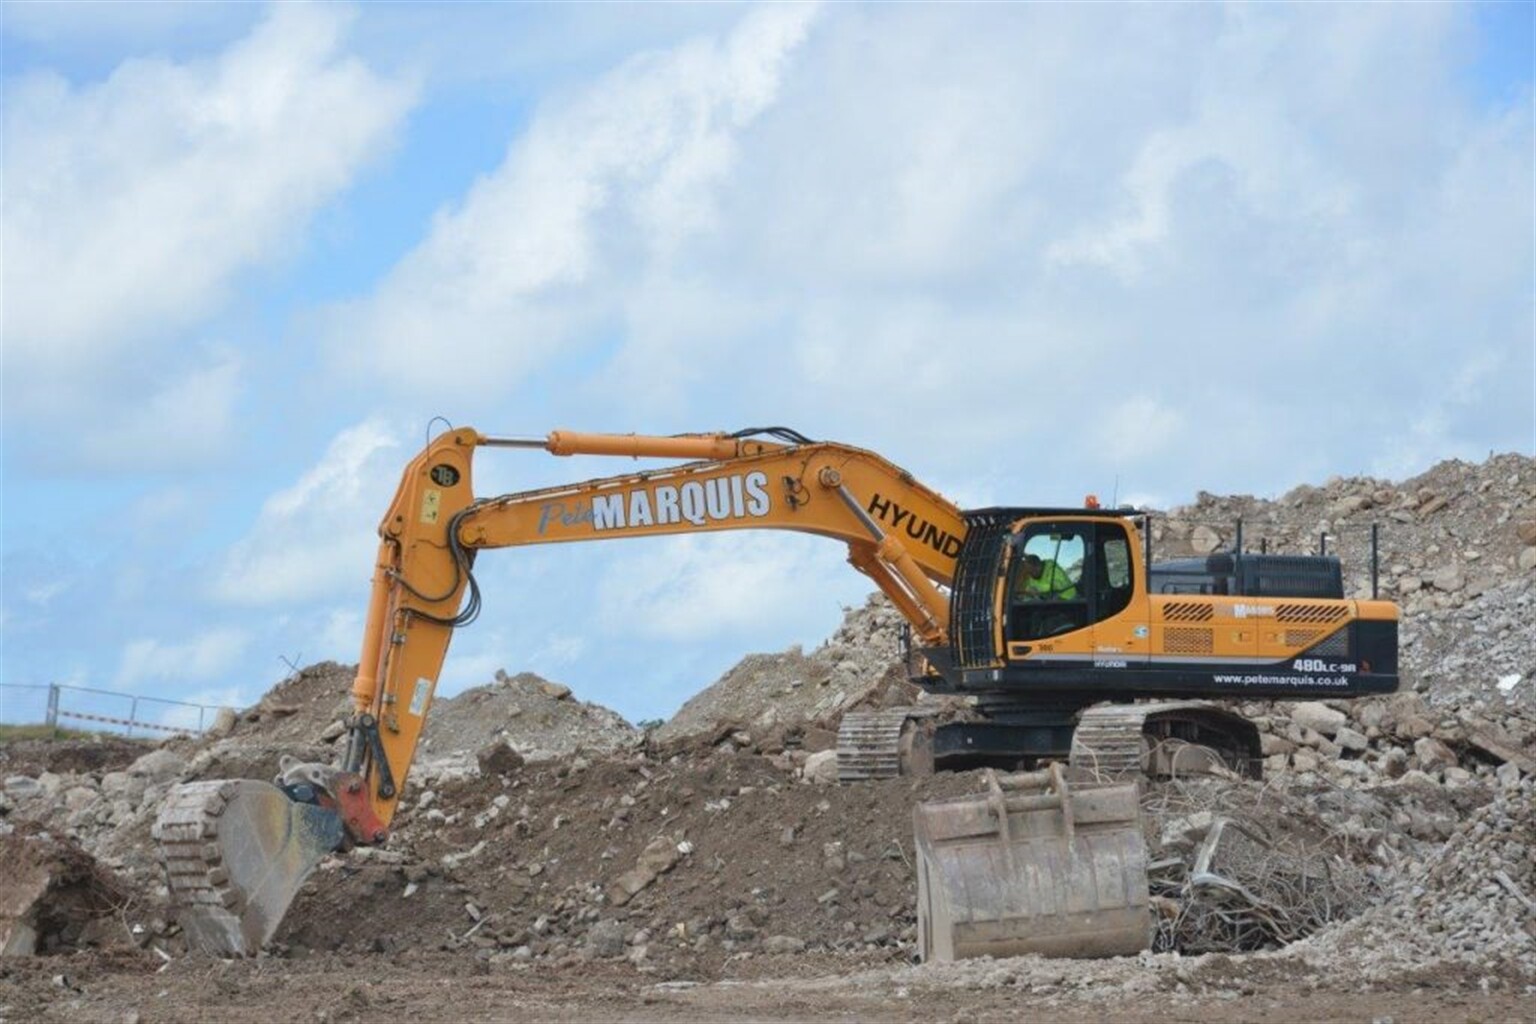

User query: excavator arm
[347,426,967,831]
[157,426,968,954]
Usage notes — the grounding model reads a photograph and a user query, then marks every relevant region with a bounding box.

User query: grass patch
[0,723,101,742]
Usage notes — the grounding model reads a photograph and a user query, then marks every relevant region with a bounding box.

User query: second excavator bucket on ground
[914,765,1151,961]
[153,780,344,956]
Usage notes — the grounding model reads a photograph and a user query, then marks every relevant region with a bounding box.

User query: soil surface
[1,948,1528,1023]
[0,737,150,778]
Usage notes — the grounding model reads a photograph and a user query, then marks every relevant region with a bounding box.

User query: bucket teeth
[154,779,344,956]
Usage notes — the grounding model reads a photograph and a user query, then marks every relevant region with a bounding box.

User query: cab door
[1087,521,1150,669]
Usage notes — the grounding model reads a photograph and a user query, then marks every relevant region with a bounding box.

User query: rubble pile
[1292,777,1536,980]
[0,828,130,956]
[656,594,915,743]
[419,670,640,765]
[0,452,1530,995]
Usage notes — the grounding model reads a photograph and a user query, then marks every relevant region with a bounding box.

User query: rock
[127,749,186,785]
[803,750,840,785]
[724,913,757,941]
[63,787,98,812]
[1260,734,1296,756]
[476,742,524,777]
[1519,547,1536,572]
[3,776,41,799]
[1515,520,1536,545]
[1334,727,1369,754]
[536,680,572,701]
[100,772,147,807]
[319,720,347,743]
[764,935,806,954]
[822,841,846,873]
[1429,566,1466,592]
[584,920,626,959]
[1496,761,1523,787]
[1381,747,1409,778]
[607,836,683,906]
[1291,750,1321,773]
[1190,525,1222,554]
[1292,702,1347,738]
[1464,722,1536,774]
[1414,736,1458,771]
[1442,766,1474,786]
[207,706,239,739]
[1355,702,1387,731]
[1418,494,1450,516]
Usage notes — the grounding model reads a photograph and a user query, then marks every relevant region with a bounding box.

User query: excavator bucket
[913,765,1151,961]
[153,780,344,956]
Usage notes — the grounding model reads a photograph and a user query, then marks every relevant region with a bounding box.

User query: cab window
[1006,520,1136,641]
[1008,524,1090,639]
[1097,529,1133,619]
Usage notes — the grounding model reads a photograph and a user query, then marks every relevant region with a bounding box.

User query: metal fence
[0,683,221,737]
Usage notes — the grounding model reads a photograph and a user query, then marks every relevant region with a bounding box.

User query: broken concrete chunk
[1333,727,1369,754]
[803,750,839,785]
[126,749,186,785]
[1291,702,1347,738]
[1413,736,1458,771]
[476,742,525,777]
[607,835,683,906]
[585,919,626,958]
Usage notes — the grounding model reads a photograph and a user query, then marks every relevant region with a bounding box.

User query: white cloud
[214,419,402,604]
[1094,396,1187,466]
[74,355,244,470]
[324,2,819,396]
[569,2,1529,499]
[592,532,867,643]
[115,627,251,688]
[2,1,416,458]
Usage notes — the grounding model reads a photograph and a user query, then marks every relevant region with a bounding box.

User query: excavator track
[837,707,936,781]
[1069,701,1262,780]
[154,779,344,956]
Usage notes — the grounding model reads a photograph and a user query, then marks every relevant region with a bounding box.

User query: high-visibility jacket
[1017,559,1077,600]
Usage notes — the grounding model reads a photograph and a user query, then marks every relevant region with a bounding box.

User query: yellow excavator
[154,427,1400,956]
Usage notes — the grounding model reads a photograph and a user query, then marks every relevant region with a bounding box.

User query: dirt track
[3,947,1531,1024]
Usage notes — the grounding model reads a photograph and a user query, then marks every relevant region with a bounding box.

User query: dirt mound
[657,595,913,742]
[420,671,639,762]
[274,744,986,968]
[0,736,151,778]
[0,828,132,955]
[220,662,357,747]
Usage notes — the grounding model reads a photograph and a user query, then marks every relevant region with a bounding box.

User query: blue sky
[3,1,1532,725]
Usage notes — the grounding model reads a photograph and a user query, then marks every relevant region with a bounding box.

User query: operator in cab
[1014,553,1077,601]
